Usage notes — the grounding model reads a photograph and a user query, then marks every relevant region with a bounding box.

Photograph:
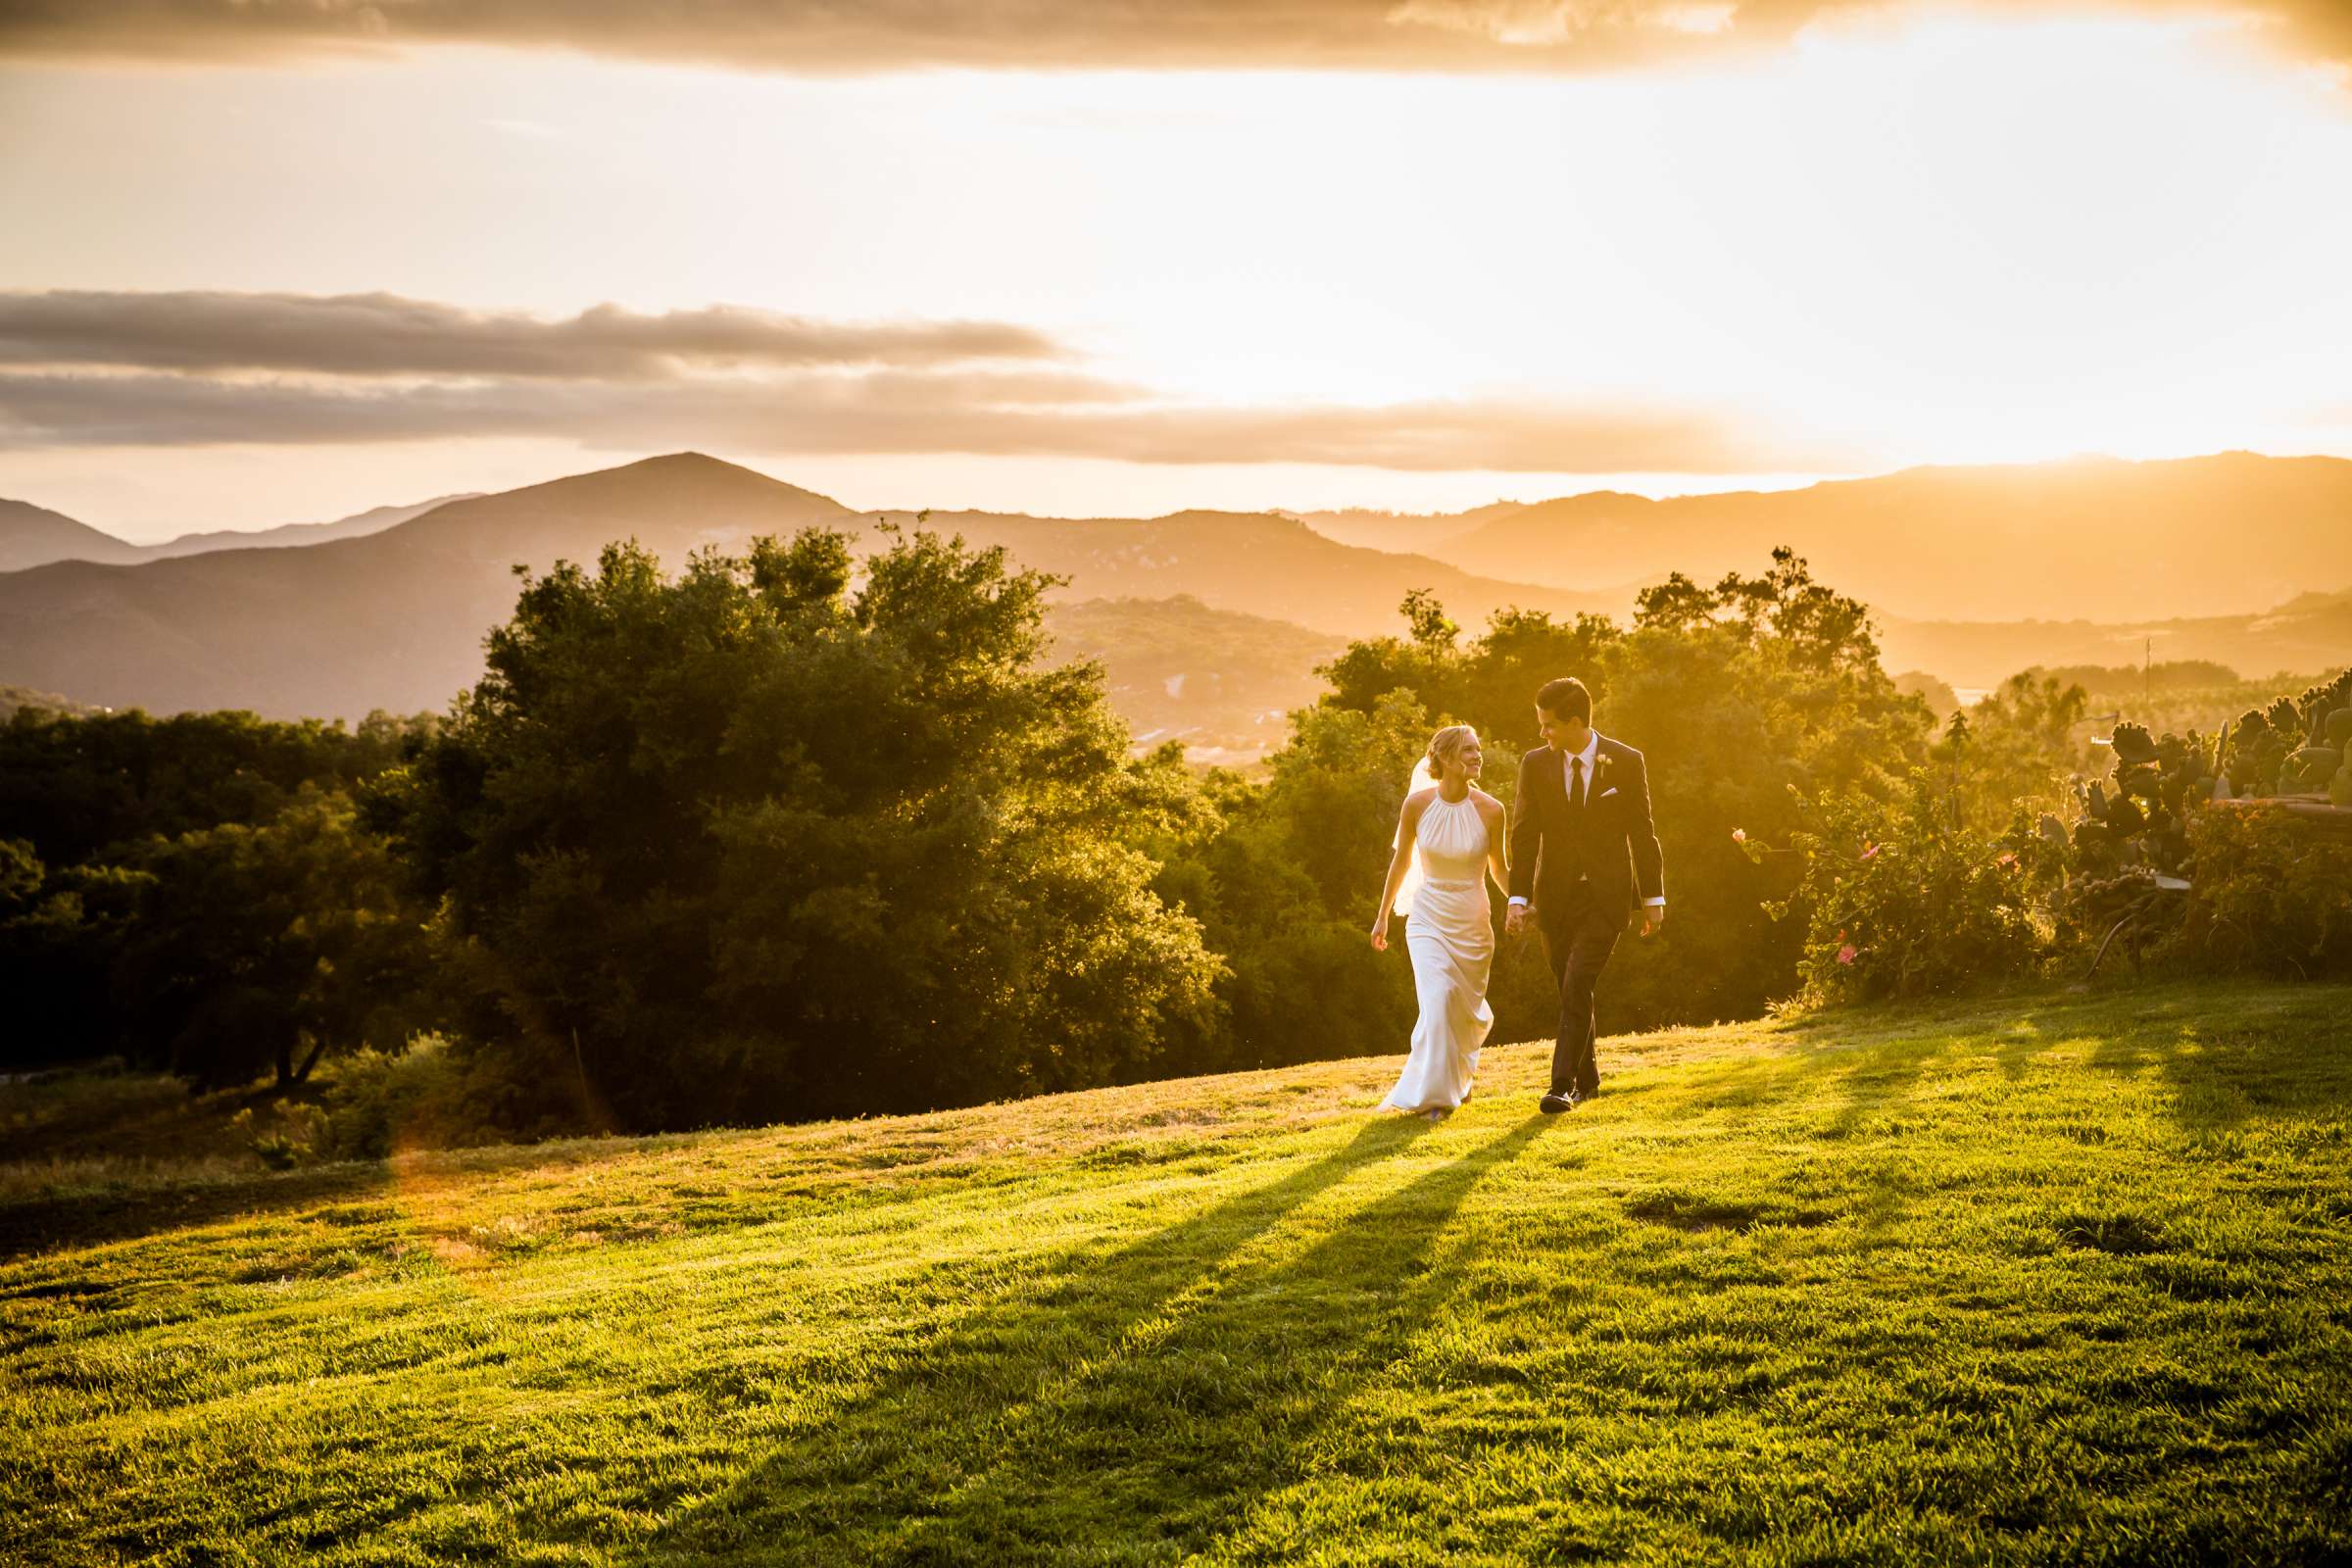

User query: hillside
[0,456,860,719]
[866,505,1614,636]
[1881,587,2352,691]
[1288,501,1514,553]
[1400,454,2352,623]
[0,496,144,572]
[137,493,484,559]
[0,493,485,572]
[4,982,2346,1563]
[1045,594,1344,757]
[0,455,1597,722]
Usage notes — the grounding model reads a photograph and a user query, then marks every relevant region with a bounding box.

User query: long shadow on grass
[2141,1008,2352,1131]
[636,1116,1548,1567]
[0,1163,399,1262]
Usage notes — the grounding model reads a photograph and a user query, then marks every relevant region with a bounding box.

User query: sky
[1,0,2348,541]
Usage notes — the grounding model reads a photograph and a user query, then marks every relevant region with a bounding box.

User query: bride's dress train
[1380,793,1494,1112]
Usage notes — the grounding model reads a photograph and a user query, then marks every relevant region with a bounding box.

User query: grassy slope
[5,984,2350,1566]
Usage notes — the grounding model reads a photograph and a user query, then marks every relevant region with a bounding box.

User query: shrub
[2162,806,2352,977]
[227,1102,330,1169]
[321,1037,554,1157]
[1759,771,2045,1004]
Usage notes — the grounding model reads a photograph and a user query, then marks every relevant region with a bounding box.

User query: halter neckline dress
[1380,792,1495,1112]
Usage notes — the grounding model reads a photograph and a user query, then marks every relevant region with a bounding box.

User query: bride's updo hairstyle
[1425,724,1479,780]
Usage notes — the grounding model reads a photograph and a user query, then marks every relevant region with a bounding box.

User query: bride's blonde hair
[1425,724,1479,779]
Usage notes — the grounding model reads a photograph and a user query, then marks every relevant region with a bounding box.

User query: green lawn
[5,982,2350,1565]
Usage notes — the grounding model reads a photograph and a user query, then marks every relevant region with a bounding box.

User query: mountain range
[0,494,479,573]
[1300,453,2352,624]
[0,454,1568,729]
[2,449,2344,743]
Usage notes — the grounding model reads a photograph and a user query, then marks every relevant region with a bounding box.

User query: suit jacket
[1508,736,1665,928]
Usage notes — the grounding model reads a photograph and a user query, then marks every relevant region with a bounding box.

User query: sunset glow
[2,5,2348,532]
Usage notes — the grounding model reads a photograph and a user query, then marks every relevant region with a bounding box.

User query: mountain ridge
[0,453,1597,723]
[1375,452,2352,622]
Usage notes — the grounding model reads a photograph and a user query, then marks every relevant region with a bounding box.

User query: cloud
[0,0,2345,73]
[0,291,1065,378]
[0,287,1842,472]
[0,366,1838,473]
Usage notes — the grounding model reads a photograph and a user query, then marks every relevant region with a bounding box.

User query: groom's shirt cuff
[1508,896,1528,907]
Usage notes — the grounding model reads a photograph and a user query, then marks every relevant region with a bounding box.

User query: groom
[1503,676,1665,1114]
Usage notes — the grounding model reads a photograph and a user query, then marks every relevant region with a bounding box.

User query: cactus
[2290,745,2343,793]
[2063,683,2349,941]
[2110,721,2159,765]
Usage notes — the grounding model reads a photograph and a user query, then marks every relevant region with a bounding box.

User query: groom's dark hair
[1536,676,1592,724]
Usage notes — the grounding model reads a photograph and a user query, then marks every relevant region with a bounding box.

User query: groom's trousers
[1540,889,1624,1099]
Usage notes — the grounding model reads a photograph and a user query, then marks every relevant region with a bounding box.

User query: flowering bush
[1751,771,2048,1004]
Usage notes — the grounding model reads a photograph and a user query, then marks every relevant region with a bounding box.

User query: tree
[0,706,436,869]
[1303,551,1934,1032]
[109,789,439,1090]
[370,528,1222,1128]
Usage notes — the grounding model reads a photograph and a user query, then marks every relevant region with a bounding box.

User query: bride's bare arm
[1478,792,1510,895]
[1370,793,1426,951]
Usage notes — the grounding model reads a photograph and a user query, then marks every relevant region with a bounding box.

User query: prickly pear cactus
[2219,674,2352,797]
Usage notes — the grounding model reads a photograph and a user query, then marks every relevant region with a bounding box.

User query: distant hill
[139,494,483,560]
[0,454,1587,725]
[0,498,144,572]
[1383,454,2352,623]
[865,507,1612,637]
[1045,595,1344,759]
[0,455,857,720]
[0,493,485,573]
[1288,502,1515,553]
[1880,587,2352,692]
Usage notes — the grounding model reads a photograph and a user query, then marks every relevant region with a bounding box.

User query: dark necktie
[1569,754,1586,811]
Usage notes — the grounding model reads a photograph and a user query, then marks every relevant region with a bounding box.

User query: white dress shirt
[1509,731,1666,910]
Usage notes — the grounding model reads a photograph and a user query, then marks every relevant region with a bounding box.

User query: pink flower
[1997,851,2018,869]
[1731,828,1747,844]
[1836,944,1858,965]
[1859,842,1881,860]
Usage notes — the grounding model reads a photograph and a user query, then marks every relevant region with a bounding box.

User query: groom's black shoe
[1539,1090,1579,1114]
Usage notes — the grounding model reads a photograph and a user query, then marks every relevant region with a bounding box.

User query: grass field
[5,982,2351,1565]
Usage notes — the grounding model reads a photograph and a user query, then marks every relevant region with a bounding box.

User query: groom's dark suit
[1508,736,1665,1098]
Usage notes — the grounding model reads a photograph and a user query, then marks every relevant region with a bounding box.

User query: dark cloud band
[0,367,1836,473]
[2,1,2341,73]
[0,292,1065,378]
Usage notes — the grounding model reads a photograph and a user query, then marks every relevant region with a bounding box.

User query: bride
[1369,724,1510,1117]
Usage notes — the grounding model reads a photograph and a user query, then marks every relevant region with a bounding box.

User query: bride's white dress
[1380,793,1495,1112]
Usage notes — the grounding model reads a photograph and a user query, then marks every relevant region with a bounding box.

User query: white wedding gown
[1380,793,1495,1112]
